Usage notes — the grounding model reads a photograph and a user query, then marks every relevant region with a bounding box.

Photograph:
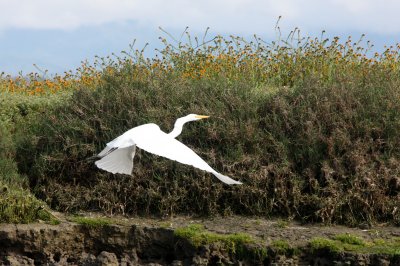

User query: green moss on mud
[334,233,366,246]
[270,240,301,256]
[310,234,400,256]
[174,224,253,256]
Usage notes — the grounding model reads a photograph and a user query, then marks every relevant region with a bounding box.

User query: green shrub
[0,92,62,223]
[0,179,55,223]
[14,32,400,226]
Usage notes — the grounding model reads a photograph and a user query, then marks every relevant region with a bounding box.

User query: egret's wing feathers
[94,123,242,185]
[132,126,242,185]
[95,145,136,175]
[211,172,242,185]
[97,146,117,158]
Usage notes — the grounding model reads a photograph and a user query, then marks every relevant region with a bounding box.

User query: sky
[1,0,400,75]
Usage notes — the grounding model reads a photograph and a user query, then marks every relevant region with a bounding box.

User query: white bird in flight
[95,114,242,185]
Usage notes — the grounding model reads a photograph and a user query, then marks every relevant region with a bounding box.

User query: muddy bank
[0,222,173,265]
[0,215,399,265]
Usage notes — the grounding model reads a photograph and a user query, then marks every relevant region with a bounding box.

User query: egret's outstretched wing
[97,146,117,158]
[130,124,242,185]
[95,145,136,175]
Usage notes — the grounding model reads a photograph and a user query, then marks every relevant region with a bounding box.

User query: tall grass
[3,28,400,225]
[0,93,65,223]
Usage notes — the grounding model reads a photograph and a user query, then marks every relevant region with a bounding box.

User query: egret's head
[170,114,210,137]
[186,114,210,121]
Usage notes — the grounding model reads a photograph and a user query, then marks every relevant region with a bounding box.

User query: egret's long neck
[168,117,189,138]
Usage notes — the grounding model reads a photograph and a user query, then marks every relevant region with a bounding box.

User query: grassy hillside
[1,30,400,225]
[0,93,66,223]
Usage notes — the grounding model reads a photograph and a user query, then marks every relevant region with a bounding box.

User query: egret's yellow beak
[195,115,210,119]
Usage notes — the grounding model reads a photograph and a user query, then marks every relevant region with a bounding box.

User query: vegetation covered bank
[1,29,399,226]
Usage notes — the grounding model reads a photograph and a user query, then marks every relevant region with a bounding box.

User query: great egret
[95,114,242,185]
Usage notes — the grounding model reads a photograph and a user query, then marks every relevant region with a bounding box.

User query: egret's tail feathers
[211,171,242,185]
[95,146,134,175]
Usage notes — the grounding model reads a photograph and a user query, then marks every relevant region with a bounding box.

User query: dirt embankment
[0,214,399,265]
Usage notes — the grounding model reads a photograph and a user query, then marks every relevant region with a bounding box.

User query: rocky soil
[0,214,399,265]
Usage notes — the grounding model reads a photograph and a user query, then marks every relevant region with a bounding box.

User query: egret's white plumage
[95,114,242,185]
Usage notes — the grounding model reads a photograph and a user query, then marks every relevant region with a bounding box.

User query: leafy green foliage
[0,93,62,223]
[6,29,400,226]
[0,181,54,223]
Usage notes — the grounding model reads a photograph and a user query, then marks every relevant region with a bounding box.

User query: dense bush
[0,94,63,223]
[7,30,400,225]
[17,72,400,226]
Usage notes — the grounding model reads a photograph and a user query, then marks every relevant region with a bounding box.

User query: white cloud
[0,0,140,30]
[0,0,400,35]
